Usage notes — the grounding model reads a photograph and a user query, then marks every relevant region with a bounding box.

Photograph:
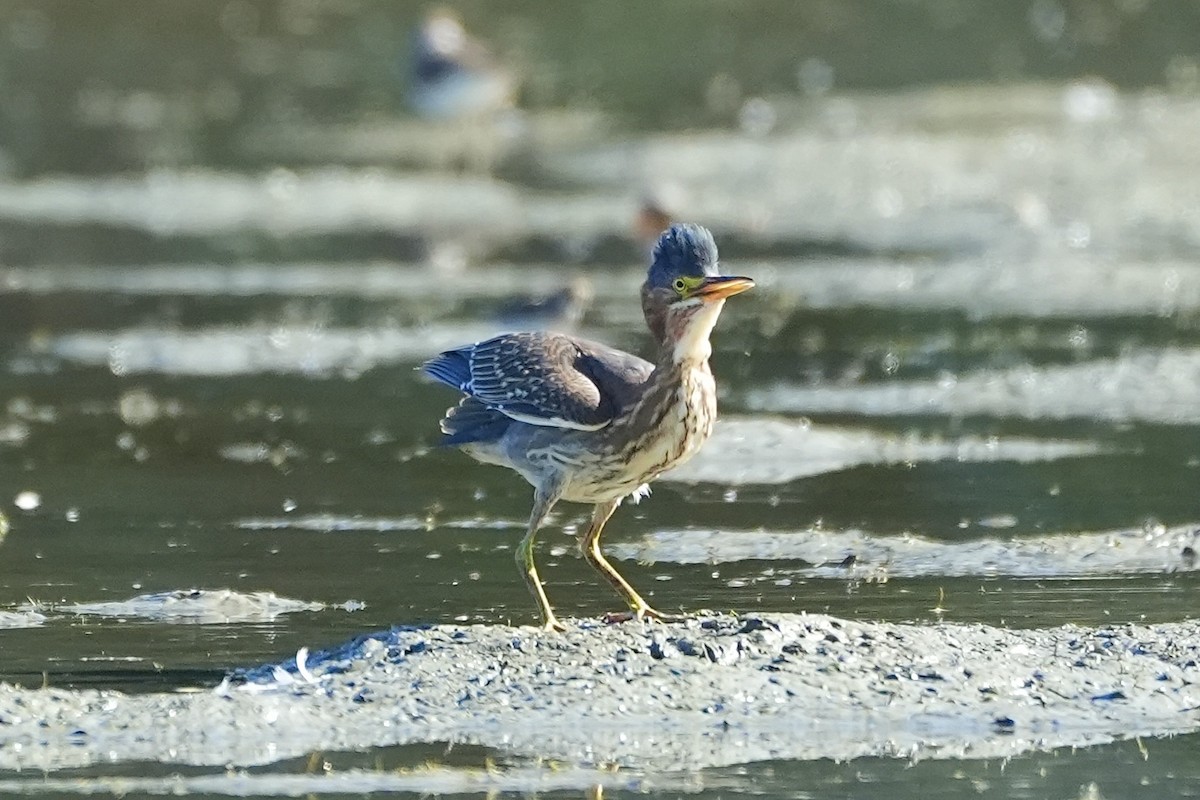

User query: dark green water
[1,1,1200,797]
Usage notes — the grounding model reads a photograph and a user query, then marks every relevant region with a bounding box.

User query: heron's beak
[693,275,755,301]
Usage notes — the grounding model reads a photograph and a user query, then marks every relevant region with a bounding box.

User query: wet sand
[2,613,1197,773]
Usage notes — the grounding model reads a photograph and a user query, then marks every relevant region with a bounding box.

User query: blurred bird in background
[407,8,516,120]
[492,275,595,332]
[423,224,753,630]
[489,192,679,330]
[633,188,679,258]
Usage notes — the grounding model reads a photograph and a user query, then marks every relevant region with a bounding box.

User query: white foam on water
[236,514,525,533]
[609,522,1200,578]
[0,765,645,798]
[0,168,631,242]
[0,610,46,629]
[541,85,1200,259]
[667,417,1103,485]
[49,590,327,624]
[226,418,1101,491]
[6,253,1198,322]
[0,86,1196,271]
[0,262,636,299]
[218,442,305,464]
[29,322,506,376]
[0,170,524,237]
[757,255,1200,318]
[744,348,1200,425]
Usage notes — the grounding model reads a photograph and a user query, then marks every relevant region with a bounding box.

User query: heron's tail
[421,349,471,391]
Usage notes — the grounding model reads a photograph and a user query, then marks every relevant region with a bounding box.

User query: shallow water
[3,2,1200,798]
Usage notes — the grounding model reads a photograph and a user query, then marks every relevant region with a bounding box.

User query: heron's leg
[517,478,566,632]
[580,499,681,622]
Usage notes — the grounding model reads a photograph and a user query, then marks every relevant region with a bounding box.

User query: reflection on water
[2,2,1200,797]
[1,734,1197,798]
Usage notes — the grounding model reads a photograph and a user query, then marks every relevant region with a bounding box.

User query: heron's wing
[422,332,653,431]
[573,338,655,412]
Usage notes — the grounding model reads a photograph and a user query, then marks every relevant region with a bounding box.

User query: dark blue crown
[647,224,719,289]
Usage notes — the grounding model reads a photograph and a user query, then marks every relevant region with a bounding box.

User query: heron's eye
[672,278,687,294]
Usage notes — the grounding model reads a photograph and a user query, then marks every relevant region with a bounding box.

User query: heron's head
[641,224,753,362]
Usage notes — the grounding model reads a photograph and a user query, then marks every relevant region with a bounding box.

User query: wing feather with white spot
[422,332,653,431]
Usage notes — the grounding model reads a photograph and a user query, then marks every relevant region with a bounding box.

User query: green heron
[423,224,753,630]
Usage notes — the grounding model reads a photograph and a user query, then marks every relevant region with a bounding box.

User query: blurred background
[1,0,1200,794]
[4,1,1200,175]
[2,1,1200,261]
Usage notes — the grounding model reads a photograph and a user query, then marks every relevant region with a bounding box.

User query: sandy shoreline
[0,612,1197,774]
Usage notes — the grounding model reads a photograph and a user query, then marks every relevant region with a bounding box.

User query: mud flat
[0,614,1197,773]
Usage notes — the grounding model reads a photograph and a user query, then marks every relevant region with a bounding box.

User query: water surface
[1,2,1199,797]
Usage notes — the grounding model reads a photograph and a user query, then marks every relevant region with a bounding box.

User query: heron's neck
[660,300,724,368]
